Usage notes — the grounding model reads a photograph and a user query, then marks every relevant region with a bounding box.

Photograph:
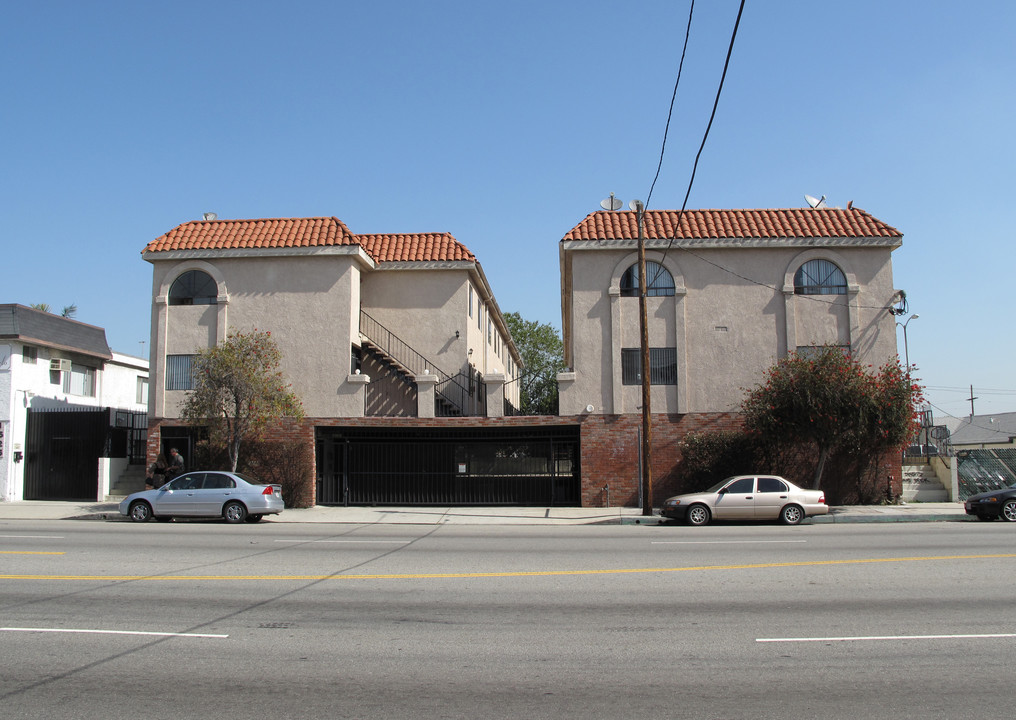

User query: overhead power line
[646,0,695,209]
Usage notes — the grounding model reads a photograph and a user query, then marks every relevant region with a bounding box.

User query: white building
[0,304,148,502]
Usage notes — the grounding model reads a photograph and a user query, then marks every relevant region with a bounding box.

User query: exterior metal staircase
[358,311,470,416]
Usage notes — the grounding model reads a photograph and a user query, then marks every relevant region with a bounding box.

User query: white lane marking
[0,535,64,539]
[757,633,1016,643]
[1,627,227,639]
[273,540,409,544]
[652,540,807,545]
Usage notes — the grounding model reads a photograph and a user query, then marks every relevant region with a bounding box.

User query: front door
[712,477,756,520]
[153,473,205,516]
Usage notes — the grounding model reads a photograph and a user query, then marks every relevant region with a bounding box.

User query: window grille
[621,347,677,385]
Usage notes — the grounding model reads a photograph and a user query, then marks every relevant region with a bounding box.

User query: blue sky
[3,1,1014,420]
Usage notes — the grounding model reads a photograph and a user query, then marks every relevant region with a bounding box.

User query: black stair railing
[359,310,473,416]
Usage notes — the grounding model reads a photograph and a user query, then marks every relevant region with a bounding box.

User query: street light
[896,313,919,371]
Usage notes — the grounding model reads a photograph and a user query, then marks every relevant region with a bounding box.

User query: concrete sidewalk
[0,500,971,525]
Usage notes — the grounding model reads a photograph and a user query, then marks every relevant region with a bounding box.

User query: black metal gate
[24,408,108,501]
[316,426,580,506]
[23,407,148,500]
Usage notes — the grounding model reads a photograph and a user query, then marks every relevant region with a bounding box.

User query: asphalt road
[2,519,1014,719]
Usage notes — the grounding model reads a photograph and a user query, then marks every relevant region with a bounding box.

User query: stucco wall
[361,268,469,376]
[152,254,365,419]
[561,244,899,416]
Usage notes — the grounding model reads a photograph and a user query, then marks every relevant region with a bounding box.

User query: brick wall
[149,412,897,508]
[578,413,743,507]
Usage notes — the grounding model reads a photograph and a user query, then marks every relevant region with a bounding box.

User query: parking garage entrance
[315,425,580,506]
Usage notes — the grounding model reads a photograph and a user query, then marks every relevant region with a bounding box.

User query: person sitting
[147,453,169,489]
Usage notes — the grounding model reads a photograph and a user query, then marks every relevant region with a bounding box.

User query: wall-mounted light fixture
[455,330,460,339]
[468,348,473,357]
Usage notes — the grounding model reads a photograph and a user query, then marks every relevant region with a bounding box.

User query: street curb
[810,513,971,524]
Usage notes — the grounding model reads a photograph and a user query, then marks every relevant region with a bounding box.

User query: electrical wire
[646,0,695,210]
[638,0,903,315]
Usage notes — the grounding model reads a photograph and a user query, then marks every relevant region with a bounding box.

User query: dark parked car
[964,483,1016,521]
[119,471,284,523]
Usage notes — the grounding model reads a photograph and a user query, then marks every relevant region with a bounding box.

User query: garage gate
[315,426,580,506]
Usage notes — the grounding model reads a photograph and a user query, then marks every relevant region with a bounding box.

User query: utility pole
[633,200,653,516]
[968,385,978,417]
[600,193,653,517]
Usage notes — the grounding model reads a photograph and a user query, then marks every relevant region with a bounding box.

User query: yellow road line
[0,551,65,555]
[0,553,1014,581]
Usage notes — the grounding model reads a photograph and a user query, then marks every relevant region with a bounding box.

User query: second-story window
[621,348,677,385]
[62,363,96,397]
[166,354,196,390]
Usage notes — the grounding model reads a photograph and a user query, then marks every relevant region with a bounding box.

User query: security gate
[23,407,148,500]
[316,426,580,506]
[24,408,108,500]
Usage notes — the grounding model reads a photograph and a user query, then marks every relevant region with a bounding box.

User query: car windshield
[706,477,738,493]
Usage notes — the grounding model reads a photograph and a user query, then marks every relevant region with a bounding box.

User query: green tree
[503,312,565,415]
[741,348,922,491]
[181,329,304,471]
[29,303,77,318]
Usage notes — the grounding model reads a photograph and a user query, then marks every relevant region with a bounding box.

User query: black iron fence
[316,425,580,506]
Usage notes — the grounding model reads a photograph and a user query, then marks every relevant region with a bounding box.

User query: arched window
[794,259,846,295]
[620,261,675,297]
[169,270,218,306]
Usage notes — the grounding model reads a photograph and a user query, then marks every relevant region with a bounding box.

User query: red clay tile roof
[144,217,475,263]
[356,233,475,262]
[562,208,902,241]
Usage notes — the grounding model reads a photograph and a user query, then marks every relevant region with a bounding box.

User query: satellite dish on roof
[804,194,828,209]
[600,193,623,211]
[203,212,218,221]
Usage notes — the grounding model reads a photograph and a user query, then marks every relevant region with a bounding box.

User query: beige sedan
[660,475,829,526]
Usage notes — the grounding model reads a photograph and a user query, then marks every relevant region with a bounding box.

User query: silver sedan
[660,475,829,526]
[119,471,284,523]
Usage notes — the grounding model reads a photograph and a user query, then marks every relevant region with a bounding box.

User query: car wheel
[223,501,248,524]
[780,504,804,525]
[976,514,995,522]
[245,514,263,523]
[129,501,152,523]
[686,504,711,526]
[1002,500,1016,522]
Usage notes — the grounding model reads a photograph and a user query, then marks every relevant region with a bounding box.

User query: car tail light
[262,486,275,496]
[818,493,826,505]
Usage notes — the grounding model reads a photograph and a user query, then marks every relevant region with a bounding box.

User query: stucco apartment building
[557,206,905,505]
[0,304,149,502]
[144,206,905,508]
[141,217,571,507]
